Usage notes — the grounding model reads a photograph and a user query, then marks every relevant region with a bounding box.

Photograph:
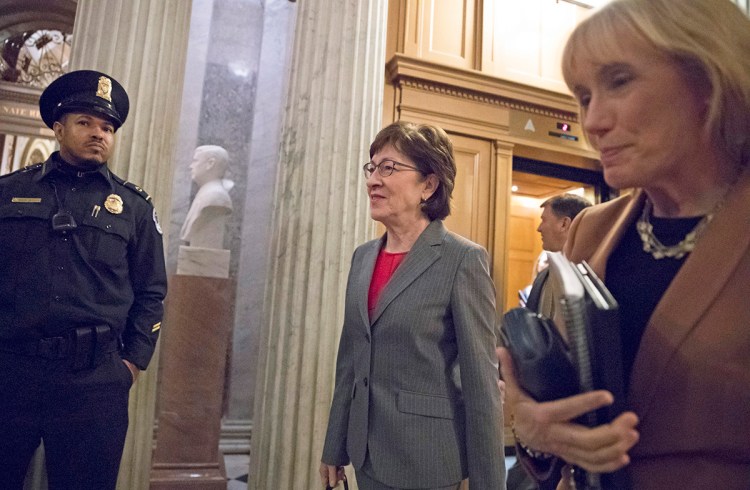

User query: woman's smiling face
[568,35,710,191]
[366,145,433,228]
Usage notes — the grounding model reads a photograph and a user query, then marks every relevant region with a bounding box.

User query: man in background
[526,193,592,317]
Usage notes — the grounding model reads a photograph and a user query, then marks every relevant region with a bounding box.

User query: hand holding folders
[501,252,632,490]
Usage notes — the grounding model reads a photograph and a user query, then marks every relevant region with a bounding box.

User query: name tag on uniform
[11,197,42,203]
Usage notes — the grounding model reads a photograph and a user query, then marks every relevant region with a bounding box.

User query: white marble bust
[180,145,234,249]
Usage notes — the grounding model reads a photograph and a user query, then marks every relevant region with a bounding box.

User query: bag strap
[525,267,549,312]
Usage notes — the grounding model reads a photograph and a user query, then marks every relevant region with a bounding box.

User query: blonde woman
[499,1,750,489]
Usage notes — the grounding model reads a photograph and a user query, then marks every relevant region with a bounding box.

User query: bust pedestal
[176,245,230,278]
[150,248,233,489]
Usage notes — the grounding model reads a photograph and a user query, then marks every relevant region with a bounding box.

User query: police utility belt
[0,325,119,371]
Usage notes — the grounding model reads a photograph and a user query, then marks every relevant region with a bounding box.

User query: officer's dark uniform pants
[0,350,132,490]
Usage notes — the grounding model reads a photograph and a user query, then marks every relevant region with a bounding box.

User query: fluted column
[69,2,191,489]
[250,1,387,488]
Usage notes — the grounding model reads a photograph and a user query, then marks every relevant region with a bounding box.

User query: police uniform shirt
[0,152,167,369]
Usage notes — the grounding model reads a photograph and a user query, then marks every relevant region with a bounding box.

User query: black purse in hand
[500,307,578,402]
[501,255,631,490]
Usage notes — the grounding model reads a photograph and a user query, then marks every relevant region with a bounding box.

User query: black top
[605,213,702,388]
[0,153,167,369]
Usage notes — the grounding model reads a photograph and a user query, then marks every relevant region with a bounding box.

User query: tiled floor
[223,453,517,489]
[225,453,250,490]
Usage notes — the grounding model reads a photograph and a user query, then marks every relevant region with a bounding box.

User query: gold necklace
[635,199,714,260]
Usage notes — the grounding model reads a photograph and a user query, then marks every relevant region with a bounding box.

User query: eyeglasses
[362,159,421,178]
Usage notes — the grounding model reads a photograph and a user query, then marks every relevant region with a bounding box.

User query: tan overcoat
[559,170,750,489]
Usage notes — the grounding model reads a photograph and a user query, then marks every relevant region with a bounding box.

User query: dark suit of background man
[0,70,167,489]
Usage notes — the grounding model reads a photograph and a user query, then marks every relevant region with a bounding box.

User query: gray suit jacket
[322,220,505,489]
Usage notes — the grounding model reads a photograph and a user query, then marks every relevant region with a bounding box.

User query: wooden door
[443,133,493,253]
[504,196,543,312]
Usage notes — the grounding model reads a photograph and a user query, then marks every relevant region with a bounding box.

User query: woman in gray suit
[320,122,505,489]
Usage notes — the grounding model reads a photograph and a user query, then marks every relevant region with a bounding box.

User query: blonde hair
[562,0,750,167]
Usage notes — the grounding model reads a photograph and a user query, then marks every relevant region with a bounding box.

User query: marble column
[68,1,191,489]
[249,1,387,489]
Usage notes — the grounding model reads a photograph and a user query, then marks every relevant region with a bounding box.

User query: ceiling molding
[386,54,581,122]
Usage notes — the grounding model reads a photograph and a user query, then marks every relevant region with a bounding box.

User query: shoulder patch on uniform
[0,163,43,180]
[153,208,163,235]
[110,173,154,204]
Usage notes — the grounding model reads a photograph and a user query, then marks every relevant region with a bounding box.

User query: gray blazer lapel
[369,220,445,325]
[356,237,384,329]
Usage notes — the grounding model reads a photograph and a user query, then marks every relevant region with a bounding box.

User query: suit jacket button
[363,377,368,387]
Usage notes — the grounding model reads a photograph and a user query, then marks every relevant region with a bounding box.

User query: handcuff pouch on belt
[72,325,115,371]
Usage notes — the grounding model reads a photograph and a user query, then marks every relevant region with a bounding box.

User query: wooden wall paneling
[383,78,398,129]
[539,0,579,88]
[493,140,515,447]
[482,0,540,82]
[481,0,589,94]
[386,0,407,58]
[505,197,543,311]
[403,0,478,70]
[402,0,420,56]
[396,83,510,141]
[492,140,514,313]
[443,133,493,251]
[386,55,583,125]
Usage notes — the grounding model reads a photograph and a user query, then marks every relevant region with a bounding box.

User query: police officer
[0,70,167,489]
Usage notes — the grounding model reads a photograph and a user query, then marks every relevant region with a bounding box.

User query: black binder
[547,252,630,490]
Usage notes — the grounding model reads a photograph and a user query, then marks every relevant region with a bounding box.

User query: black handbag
[502,255,631,490]
[500,307,578,402]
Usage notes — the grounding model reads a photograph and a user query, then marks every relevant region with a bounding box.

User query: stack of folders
[546,252,630,490]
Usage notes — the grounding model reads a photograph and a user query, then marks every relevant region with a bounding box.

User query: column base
[150,460,226,489]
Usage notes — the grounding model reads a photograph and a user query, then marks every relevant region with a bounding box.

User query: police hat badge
[39,70,130,131]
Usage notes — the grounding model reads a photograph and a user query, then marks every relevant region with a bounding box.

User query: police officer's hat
[39,70,129,131]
